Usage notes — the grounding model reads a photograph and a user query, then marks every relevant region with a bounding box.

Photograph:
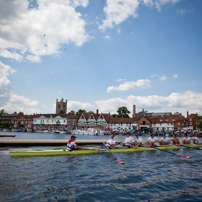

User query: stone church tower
[56,98,67,114]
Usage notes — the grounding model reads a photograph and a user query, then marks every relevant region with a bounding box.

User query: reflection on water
[0,133,202,201]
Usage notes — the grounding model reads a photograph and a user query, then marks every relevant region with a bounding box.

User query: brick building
[13,113,38,129]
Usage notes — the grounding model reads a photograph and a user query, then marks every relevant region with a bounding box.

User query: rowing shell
[9,144,202,157]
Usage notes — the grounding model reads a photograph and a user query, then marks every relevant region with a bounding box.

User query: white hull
[71,130,99,136]
[71,128,105,136]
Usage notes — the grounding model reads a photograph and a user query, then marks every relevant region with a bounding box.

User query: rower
[159,134,170,145]
[67,135,83,151]
[145,133,159,147]
[134,134,143,148]
[97,134,116,149]
[119,133,134,149]
[182,133,190,145]
[170,134,180,145]
[191,133,199,144]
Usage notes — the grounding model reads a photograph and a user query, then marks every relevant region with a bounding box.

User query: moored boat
[71,128,103,136]
[9,144,202,157]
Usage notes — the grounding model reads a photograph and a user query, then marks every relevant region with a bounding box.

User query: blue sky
[0,0,202,116]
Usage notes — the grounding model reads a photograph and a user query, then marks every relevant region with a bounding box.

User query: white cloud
[68,101,95,111]
[0,90,39,114]
[173,74,178,78]
[0,61,40,114]
[160,75,167,81]
[143,0,181,11]
[1,102,41,114]
[151,74,157,78]
[166,91,202,109]
[96,97,128,114]
[26,55,41,63]
[0,61,15,94]
[0,0,89,62]
[176,9,186,16]
[153,74,178,81]
[95,90,202,116]
[104,35,110,39]
[176,8,194,16]
[9,93,38,106]
[99,0,139,31]
[0,49,23,61]
[107,79,151,93]
[71,0,89,8]
[116,78,126,82]
[99,0,181,31]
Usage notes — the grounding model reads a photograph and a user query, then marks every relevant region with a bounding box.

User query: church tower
[56,98,67,114]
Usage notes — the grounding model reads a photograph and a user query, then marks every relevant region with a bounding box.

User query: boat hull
[71,131,99,136]
[10,144,202,157]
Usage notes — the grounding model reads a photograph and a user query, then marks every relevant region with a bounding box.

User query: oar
[103,143,124,164]
[149,146,191,158]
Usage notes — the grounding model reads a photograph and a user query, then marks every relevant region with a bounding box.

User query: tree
[117,106,131,118]
[76,109,87,116]
[196,115,202,131]
[59,110,65,114]
[68,110,75,115]
[0,109,6,117]
[197,122,202,131]
[112,114,119,118]
[88,111,94,114]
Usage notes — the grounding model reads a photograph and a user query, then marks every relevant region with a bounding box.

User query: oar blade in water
[177,154,191,158]
[116,159,125,164]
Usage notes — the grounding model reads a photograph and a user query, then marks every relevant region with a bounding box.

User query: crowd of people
[66,133,200,151]
[100,133,200,150]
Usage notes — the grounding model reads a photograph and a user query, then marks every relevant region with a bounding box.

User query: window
[178,123,181,126]
[160,119,162,122]
[166,119,168,121]
[190,118,192,121]
[172,119,175,121]
[190,122,192,125]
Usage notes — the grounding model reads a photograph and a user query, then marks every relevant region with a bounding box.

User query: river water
[1,132,202,202]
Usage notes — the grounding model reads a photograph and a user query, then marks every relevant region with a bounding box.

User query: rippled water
[1,132,202,201]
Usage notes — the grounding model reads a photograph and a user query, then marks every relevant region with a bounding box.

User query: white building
[77,112,110,128]
[33,114,67,130]
[108,118,138,131]
[151,122,174,132]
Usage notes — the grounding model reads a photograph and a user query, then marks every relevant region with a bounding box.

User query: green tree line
[68,106,131,118]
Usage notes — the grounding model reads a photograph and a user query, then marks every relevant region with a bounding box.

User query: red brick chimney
[133,105,136,118]
[96,109,99,114]
[187,111,189,117]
